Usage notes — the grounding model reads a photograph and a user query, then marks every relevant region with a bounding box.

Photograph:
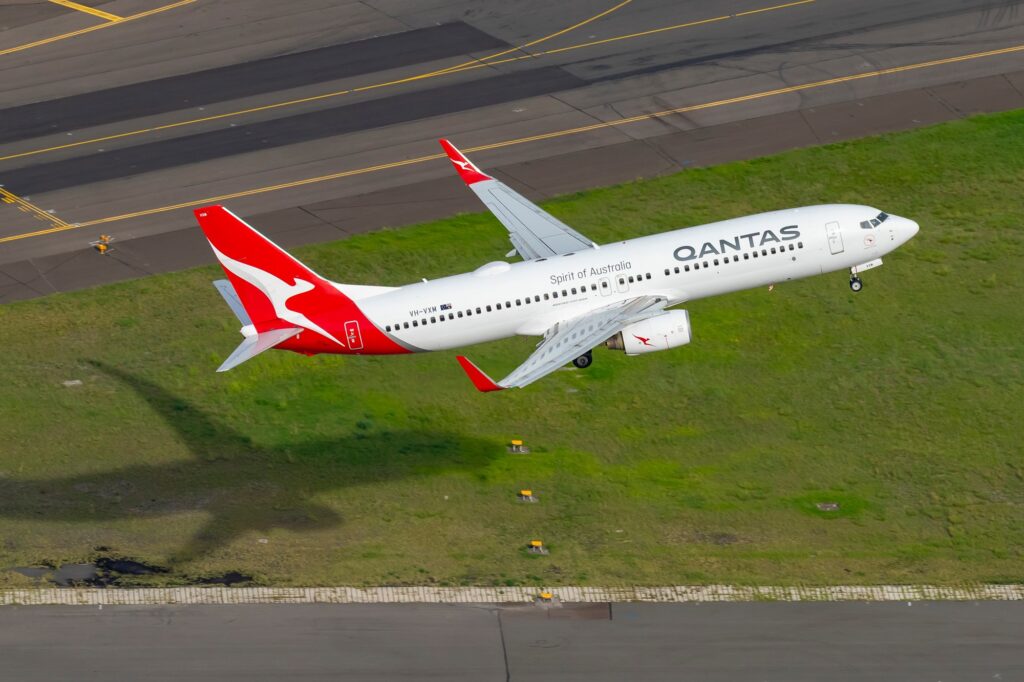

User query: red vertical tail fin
[194,206,348,338]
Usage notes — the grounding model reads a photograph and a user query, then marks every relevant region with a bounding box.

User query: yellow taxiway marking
[0,187,70,230]
[48,0,123,22]
[0,0,195,58]
[425,0,634,78]
[0,0,814,164]
[3,41,1019,246]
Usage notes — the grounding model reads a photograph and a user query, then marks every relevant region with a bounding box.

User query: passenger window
[788,244,794,251]
[618,278,624,285]
[430,317,436,323]
[506,301,511,308]
[770,248,776,254]
[524,297,531,305]
[645,273,651,280]
[693,263,700,270]
[496,303,502,310]
[591,284,597,291]
[413,320,418,327]
[386,325,391,332]
[601,281,608,288]
[403,322,409,329]
[457,312,463,318]
[743,253,749,260]
[486,305,492,312]
[664,268,670,276]
[684,265,690,272]
[552,292,558,299]
[798,241,804,249]
[535,295,541,302]
[560,291,566,298]
[761,250,767,256]
[674,267,680,274]
[714,259,719,266]
[628,276,634,283]
[516,299,522,306]
[465,310,471,317]
[448,313,454,320]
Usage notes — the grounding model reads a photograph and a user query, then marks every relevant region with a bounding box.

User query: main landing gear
[849,275,863,293]
[572,350,593,369]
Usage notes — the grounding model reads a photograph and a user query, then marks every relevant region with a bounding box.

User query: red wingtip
[456,356,504,392]
[439,139,492,185]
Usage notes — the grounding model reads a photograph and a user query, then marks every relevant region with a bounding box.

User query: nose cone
[893,215,919,244]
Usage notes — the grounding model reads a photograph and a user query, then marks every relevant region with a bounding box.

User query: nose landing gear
[849,276,863,292]
[572,350,593,369]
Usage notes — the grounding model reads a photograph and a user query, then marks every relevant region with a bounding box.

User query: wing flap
[456,296,667,391]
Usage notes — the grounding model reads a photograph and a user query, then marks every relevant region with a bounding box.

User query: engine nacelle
[606,310,692,355]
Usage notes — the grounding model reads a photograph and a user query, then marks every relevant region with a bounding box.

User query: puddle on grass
[7,555,252,587]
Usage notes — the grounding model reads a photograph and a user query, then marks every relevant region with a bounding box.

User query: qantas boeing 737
[195,139,918,391]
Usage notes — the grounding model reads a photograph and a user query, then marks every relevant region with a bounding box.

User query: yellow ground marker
[48,0,123,22]
[0,0,815,164]
[0,188,70,230]
[2,42,1020,245]
[0,0,195,58]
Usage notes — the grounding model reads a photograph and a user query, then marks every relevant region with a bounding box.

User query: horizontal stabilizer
[212,279,251,326]
[218,327,302,372]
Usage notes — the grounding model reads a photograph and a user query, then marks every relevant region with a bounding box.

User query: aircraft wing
[457,295,667,391]
[439,139,597,260]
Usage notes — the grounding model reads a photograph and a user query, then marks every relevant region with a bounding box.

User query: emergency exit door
[826,221,844,254]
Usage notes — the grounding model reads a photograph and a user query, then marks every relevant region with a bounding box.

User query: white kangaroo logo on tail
[209,244,346,348]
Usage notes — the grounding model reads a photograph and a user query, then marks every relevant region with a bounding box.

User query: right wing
[439,139,597,260]
[457,296,667,391]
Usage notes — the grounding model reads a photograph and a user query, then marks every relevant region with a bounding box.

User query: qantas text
[673,225,800,262]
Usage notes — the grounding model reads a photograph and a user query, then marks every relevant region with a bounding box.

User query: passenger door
[826,221,845,255]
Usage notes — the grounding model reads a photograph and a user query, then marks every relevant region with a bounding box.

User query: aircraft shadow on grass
[0,361,498,566]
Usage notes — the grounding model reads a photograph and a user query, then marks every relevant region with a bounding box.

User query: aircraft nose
[904,217,920,239]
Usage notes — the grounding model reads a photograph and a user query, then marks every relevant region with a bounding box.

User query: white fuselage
[356,204,919,351]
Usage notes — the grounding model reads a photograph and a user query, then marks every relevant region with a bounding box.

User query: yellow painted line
[0,0,813,164]
[4,42,1020,246]
[425,0,634,78]
[0,0,195,58]
[0,188,70,229]
[48,0,123,22]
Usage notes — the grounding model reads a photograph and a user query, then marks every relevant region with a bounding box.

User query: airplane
[195,138,919,392]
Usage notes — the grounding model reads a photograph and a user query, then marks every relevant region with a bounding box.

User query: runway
[1,601,1022,681]
[0,0,1022,301]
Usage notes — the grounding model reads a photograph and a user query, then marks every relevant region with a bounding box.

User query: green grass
[1,111,1022,587]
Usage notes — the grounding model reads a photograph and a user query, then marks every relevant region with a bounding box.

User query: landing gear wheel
[849,276,863,292]
[572,350,593,369]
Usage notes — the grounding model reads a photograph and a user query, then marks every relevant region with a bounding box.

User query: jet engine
[606,310,692,355]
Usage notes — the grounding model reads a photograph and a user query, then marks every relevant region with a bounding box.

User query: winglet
[456,356,504,392]
[439,139,492,185]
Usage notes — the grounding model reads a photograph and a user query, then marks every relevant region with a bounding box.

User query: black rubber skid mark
[1,67,586,195]
[0,22,508,144]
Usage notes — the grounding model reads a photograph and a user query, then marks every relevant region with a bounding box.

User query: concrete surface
[1,0,1023,301]
[1,601,1022,681]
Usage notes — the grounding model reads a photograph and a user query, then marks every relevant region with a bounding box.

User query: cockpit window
[861,212,890,229]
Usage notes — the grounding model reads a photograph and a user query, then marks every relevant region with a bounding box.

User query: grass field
[1,111,1022,587]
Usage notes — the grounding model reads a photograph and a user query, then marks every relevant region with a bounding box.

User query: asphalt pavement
[1,601,1022,681]
[0,0,1023,300]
